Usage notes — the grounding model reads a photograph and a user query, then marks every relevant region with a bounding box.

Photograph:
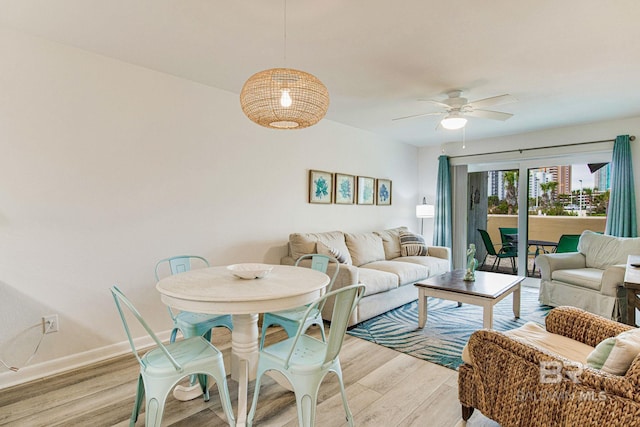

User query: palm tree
[503,171,518,215]
[539,181,559,209]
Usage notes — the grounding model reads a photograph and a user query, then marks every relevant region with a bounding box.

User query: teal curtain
[605,135,637,237]
[434,155,452,247]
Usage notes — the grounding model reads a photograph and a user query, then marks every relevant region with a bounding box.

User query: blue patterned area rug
[347,286,552,370]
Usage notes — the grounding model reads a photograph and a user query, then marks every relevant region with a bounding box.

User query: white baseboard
[0,330,171,390]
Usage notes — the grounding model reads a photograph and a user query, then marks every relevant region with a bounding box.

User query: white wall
[0,27,420,387]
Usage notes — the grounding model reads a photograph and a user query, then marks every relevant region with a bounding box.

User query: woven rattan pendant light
[240,1,329,129]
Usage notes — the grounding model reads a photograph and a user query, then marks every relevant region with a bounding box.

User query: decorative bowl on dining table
[227,263,273,279]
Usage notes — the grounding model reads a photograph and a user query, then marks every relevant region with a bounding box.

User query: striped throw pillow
[399,231,428,257]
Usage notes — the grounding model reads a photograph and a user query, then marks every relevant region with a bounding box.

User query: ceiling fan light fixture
[441,114,467,130]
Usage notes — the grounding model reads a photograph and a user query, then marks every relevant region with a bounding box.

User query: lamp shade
[240,68,330,129]
[416,204,435,218]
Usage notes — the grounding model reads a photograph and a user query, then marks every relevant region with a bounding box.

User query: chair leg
[170,327,179,343]
[462,405,475,421]
[144,394,167,427]
[247,370,265,427]
[480,254,488,269]
[259,321,271,350]
[198,374,210,401]
[334,365,354,426]
[213,376,236,427]
[131,375,145,426]
[293,387,319,427]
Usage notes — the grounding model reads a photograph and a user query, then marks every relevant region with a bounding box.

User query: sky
[571,164,595,189]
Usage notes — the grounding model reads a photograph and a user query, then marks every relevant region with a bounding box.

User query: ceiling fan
[393,90,516,130]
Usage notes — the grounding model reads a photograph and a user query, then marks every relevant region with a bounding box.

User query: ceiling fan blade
[417,98,451,109]
[464,109,513,121]
[392,111,442,121]
[467,94,516,109]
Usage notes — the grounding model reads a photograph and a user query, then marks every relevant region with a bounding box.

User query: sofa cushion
[374,226,408,260]
[551,268,603,291]
[317,241,349,264]
[361,260,428,286]
[397,256,450,277]
[357,268,398,296]
[578,230,640,269]
[399,231,428,257]
[345,232,386,266]
[462,321,594,366]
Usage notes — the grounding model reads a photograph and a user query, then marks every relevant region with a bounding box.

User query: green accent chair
[555,234,581,253]
[248,284,365,427]
[477,229,517,273]
[259,254,339,349]
[110,285,236,427]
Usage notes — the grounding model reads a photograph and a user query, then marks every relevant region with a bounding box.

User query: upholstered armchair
[459,306,640,426]
[537,230,640,320]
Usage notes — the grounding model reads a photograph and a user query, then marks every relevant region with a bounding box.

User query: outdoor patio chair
[477,229,517,273]
[555,234,581,253]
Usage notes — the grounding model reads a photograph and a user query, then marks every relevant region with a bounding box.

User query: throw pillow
[601,337,640,375]
[586,328,640,375]
[317,241,350,264]
[399,231,428,257]
[586,337,616,369]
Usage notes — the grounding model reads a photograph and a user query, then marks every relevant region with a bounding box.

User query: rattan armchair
[459,306,640,426]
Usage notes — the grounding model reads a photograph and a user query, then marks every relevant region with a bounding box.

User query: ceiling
[2,0,640,147]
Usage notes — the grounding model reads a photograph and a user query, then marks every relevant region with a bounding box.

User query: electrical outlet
[42,315,59,334]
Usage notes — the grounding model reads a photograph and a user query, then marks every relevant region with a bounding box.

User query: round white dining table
[156,264,329,426]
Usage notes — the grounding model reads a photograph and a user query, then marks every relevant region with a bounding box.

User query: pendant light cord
[283,0,287,66]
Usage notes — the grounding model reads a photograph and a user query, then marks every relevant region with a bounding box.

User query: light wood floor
[0,327,499,426]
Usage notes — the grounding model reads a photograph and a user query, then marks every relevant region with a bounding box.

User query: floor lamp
[416,198,435,235]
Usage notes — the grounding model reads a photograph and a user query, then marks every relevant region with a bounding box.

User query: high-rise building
[487,170,505,200]
[594,164,611,191]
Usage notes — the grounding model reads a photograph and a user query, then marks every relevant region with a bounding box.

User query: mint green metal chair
[110,285,236,427]
[248,284,365,427]
[154,255,233,343]
[259,254,339,349]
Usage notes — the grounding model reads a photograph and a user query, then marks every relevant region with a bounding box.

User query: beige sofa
[537,230,640,320]
[281,227,451,326]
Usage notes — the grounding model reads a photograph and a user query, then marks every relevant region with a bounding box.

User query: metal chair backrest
[154,255,210,281]
[556,234,581,253]
[295,254,340,311]
[283,284,365,369]
[477,229,499,256]
[110,285,182,372]
[499,227,518,244]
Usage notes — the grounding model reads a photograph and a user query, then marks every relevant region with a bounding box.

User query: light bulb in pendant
[280,89,292,107]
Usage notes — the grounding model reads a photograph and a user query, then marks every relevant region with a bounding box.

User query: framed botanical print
[376,178,392,205]
[309,170,333,204]
[356,176,375,205]
[334,173,355,204]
